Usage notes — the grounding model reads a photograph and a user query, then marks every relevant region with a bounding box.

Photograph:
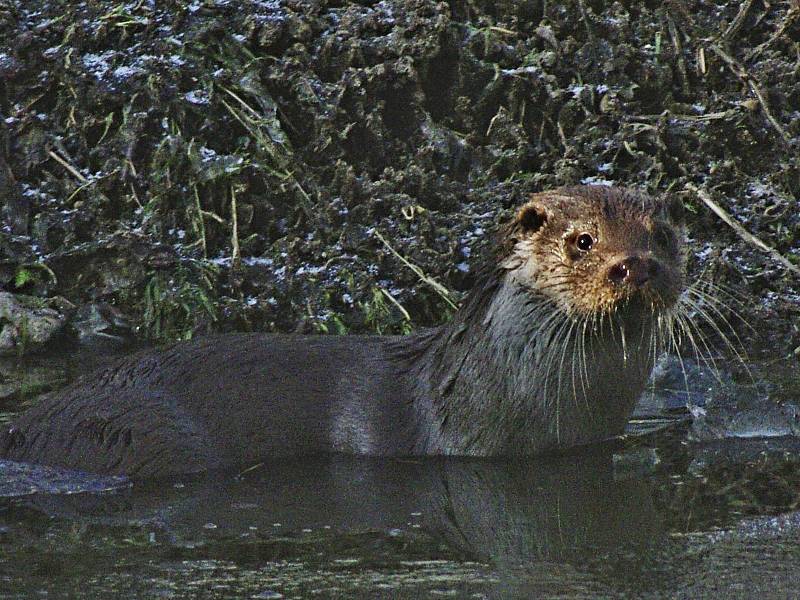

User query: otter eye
[576,233,594,252]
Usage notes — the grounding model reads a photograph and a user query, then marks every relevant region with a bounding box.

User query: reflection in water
[4,343,800,596]
[1,449,663,597]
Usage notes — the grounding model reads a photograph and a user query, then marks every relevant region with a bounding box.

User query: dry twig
[667,15,689,94]
[48,150,88,184]
[380,288,411,321]
[720,0,758,41]
[707,43,792,147]
[748,6,800,59]
[373,230,459,310]
[687,184,800,277]
[667,0,793,147]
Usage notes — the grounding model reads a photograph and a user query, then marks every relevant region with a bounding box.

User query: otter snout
[608,255,660,288]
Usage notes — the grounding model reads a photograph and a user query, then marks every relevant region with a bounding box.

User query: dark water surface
[0,454,652,598]
[2,349,800,598]
[3,450,800,599]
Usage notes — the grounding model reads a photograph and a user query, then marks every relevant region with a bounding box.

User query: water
[1,349,800,598]
[0,453,663,598]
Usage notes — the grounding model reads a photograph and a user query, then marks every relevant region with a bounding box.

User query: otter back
[0,334,419,477]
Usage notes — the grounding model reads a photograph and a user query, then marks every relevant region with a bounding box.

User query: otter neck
[409,269,659,455]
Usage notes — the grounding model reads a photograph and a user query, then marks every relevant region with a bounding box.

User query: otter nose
[608,256,659,288]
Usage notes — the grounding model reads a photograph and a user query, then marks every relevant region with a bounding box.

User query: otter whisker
[680,293,752,381]
[619,316,628,366]
[555,317,581,441]
[682,269,756,345]
[672,309,728,388]
[690,264,751,303]
[568,316,587,415]
[684,285,754,347]
[685,282,755,338]
[691,277,749,305]
[579,316,591,405]
[539,313,574,442]
[662,309,695,405]
[669,310,697,402]
[577,312,597,406]
[535,280,575,293]
[647,306,659,387]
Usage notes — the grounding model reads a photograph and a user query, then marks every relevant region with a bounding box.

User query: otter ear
[516,202,548,234]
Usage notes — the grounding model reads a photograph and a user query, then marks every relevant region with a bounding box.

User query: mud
[0,0,797,352]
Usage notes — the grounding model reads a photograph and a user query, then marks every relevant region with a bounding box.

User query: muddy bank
[0,0,797,353]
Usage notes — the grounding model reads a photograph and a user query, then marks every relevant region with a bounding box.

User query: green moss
[141,261,219,341]
[361,287,413,335]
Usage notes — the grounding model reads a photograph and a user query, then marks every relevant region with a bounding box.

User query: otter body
[0,186,686,478]
[1,335,419,477]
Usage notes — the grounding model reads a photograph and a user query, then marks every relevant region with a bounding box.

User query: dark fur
[0,186,685,477]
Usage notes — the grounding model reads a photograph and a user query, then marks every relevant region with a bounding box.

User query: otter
[0,186,686,478]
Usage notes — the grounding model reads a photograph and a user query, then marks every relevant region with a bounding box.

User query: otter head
[502,186,686,318]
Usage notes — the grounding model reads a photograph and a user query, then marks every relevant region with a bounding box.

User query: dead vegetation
[0,0,797,353]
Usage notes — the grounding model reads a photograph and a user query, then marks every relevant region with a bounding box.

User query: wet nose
[608,256,659,288]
